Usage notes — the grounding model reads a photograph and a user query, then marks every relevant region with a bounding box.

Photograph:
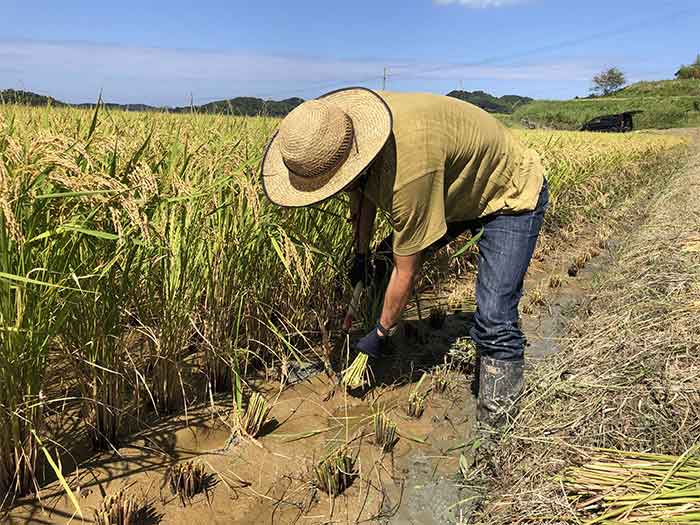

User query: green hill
[0,89,66,107]
[447,90,532,113]
[175,97,304,117]
[1,89,303,117]
[617,79,700,97]
[511,79,700,130]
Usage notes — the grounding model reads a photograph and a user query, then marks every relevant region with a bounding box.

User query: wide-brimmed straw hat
[261,87,392,207]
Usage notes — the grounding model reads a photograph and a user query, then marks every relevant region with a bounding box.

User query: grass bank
[510,79,700,130]
[476,130,700,524]
[0,104,688,510]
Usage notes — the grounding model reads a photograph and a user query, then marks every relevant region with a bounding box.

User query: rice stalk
[341,353,370,389]
[93,489,151,525]
[373,412,398,452]
[407,373,428,418]
[314,447,357,497]
[238,392,272,438]
[564,448,700,523]
[166,460,209,506]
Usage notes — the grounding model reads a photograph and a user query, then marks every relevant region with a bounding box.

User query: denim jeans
[468,178,549,361]
[376,178,548,361]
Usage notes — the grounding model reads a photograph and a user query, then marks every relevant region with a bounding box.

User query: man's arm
[354,251,419,357]
[378,252,420,331]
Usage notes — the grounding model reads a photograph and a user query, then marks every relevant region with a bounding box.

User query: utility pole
[382,67,388,90]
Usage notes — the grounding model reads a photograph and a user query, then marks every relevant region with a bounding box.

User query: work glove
[355,322,396,359]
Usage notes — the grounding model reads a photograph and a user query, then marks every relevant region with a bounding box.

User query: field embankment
[510,79,700,130]
[0,104,689,521]
[477,129,700,524]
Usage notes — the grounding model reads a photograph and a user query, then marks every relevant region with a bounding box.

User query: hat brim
[261,87,392,208]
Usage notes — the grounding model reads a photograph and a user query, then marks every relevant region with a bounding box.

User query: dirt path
[5,131,696,525]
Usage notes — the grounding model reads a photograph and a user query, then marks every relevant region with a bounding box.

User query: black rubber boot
[477,356,524,428]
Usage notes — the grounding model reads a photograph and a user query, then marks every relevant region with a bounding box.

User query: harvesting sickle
[261,86,548,428]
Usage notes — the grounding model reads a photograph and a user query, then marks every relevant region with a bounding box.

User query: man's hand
[355,322,396,358]
[355,327,385,358]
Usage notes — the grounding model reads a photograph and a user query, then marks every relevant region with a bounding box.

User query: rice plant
[406,373,428,418]
[237,391,272,438]
[373,412,398,452]
[314,447,357,497]
[93,489,152,525]
[166,460,209,506]
[0,118,107,496]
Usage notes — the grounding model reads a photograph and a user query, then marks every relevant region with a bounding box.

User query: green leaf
[451,227,484,259]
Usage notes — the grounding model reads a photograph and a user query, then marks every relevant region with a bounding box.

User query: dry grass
[477,141,700,524]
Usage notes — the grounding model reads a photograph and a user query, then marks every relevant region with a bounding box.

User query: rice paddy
[0,103,688,520]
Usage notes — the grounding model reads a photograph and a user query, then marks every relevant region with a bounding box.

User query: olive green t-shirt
[363,91,545,256]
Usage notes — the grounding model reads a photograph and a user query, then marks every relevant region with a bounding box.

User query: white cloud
[434,0,531,7]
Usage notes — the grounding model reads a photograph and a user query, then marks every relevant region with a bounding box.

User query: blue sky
[1,0,698,105]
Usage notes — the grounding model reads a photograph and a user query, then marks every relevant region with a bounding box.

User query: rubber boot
[477,356,524,428]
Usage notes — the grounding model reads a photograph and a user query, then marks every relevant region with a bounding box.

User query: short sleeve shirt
[363,91,545,256]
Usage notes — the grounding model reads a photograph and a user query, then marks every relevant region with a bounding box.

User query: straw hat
[261,87,392,207]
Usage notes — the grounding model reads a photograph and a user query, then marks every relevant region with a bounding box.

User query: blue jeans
[469,178,549,361]
[376,178,548,361]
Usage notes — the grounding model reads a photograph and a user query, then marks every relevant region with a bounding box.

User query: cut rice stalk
[563,447,700,523]
[93,489,151,525]
[166,460,209,505]
[239,392,272,438]
[373,412,399,452]
[314,447,357,497]
[407,373,428,418]
[341,353,370,389]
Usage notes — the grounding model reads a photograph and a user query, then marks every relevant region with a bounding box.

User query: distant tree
[675,54,700,80]
[591,67,627,96]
